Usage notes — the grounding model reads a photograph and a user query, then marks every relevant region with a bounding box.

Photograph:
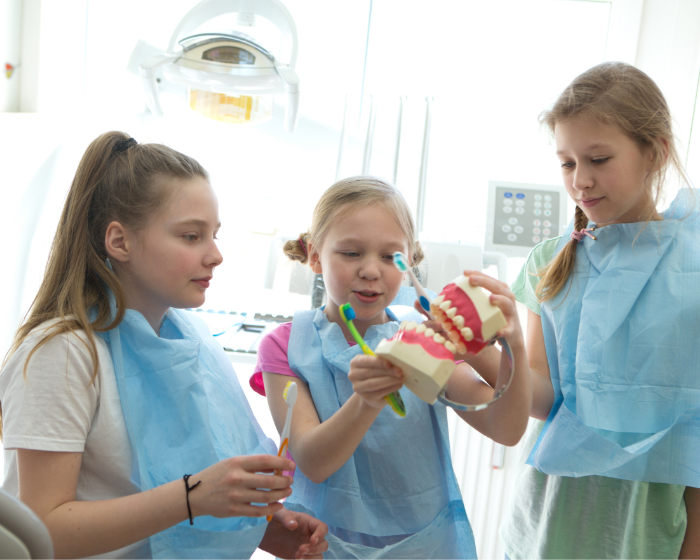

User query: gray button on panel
[514,226,523,234]
[502,224,512,233]
[503,206,513,213]
[507,233,517,242]
[509,217,518,225]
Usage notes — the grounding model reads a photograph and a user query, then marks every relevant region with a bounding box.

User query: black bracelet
[183,474,202,525]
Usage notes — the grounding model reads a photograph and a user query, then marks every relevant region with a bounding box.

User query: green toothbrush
[339,303,406,417]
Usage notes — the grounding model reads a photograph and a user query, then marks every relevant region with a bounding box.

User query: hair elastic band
[111,137,137,158]
[570,228,597,243]
[298,236,308,255]
[183,474,201,525]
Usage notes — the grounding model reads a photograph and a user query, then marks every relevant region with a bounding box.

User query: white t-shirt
[0,321,150,558]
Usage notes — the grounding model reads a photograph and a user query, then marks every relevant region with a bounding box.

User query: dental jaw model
[430,275,507,356]
[375,321,457,404]
[375,274,508,407]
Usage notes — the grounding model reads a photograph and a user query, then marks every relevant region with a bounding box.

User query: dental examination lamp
[140,0,300,131]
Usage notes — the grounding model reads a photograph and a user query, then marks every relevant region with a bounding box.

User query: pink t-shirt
[250,323,295,396]
[251,322,358,396]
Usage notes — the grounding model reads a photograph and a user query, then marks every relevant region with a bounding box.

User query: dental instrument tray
[186,309,292,354]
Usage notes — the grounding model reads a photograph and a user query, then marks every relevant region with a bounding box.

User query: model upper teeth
[430,294,480,348]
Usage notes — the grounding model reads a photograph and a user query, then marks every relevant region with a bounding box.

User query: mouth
[192,276,213,289]
[353,290,382,304]
[579,197,604,208]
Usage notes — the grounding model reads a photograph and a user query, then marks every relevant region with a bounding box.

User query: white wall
[0,0,22,111]
[635,0,700,202]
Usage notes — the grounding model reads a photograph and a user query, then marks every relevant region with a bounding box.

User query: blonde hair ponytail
[283,234,310,265]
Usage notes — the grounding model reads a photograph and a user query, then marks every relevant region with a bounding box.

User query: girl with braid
[495,62,700,558]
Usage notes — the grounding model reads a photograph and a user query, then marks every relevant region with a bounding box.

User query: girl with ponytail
[0,132,328,559]
[499,62,700,558]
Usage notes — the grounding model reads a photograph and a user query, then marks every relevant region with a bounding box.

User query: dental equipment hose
[437,338,515,412]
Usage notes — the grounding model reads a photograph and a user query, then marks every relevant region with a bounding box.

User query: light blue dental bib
[285,308,476,559]
[528,189,700,487]
[98,308,277,559]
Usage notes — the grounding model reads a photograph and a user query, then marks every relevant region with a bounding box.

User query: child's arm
[436,272,532,445]
[17,447,314,559]
[431,271,554,422]
[680,486,700,559]
[263,359,403,484]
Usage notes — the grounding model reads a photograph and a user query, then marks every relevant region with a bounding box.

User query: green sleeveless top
[499,238,687,559]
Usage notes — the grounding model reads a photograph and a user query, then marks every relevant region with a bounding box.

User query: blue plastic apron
[99,308,277,559]
[284,307,476,559]
[528,189,700,487]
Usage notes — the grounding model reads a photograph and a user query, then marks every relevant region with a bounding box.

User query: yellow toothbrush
[268,380,297,521]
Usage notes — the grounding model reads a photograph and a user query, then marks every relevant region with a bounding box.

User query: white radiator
[448,408,532,559]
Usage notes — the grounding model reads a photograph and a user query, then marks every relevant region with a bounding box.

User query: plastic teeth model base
[430,275,507,356]
[375,321,456,405]
[375,274,508,406]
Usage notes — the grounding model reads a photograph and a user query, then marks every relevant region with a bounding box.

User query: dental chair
[0,488,53,559]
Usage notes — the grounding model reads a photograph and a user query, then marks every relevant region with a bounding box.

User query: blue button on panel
[516,193,525,199]
[504,192,513,198]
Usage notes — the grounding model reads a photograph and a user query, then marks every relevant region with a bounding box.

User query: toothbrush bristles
[283,380,293,401]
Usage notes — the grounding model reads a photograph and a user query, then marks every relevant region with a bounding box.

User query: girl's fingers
[227,502,285,518]
[463,269,509,288]
[247,473,294,490]
[239,454,295,474]
[241,487,292,504]
[352,376,404,395]
[488,293,517,318]
[413,300,432,320]
[466,272,515,300]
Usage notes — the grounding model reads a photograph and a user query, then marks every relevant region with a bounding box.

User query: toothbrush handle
[407,269,434,319]
[267,437,290,521]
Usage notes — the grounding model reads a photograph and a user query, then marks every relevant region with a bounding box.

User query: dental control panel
[485,181,569,258]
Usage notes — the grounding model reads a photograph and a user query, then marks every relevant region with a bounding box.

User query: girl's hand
[260,507,330,559]
[348,354,404,409]
[188,454,295,520]
[413,300,446,335]
[461,270,525,350]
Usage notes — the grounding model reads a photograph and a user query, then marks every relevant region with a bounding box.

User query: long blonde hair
[1,132,207,436]
[537,62,689,302]
[283,176,424,266]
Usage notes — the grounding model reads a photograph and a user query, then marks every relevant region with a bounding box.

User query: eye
[383,254,395,262]
[592,157,610,165]
[184,234,199,242]
[560,162,575,169]
[341,251,359,258]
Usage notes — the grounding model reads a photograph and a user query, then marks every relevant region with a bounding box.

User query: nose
[571,163,593,191]
[359,255,381,280]
[207,239,224,268]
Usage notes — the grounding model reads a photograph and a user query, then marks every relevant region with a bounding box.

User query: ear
[308,243,323,274]
[105,221,133,263]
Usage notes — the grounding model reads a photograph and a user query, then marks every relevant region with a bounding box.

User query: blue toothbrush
[393,252,434,319]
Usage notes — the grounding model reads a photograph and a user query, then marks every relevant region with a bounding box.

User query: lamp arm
[139,54,179,118]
